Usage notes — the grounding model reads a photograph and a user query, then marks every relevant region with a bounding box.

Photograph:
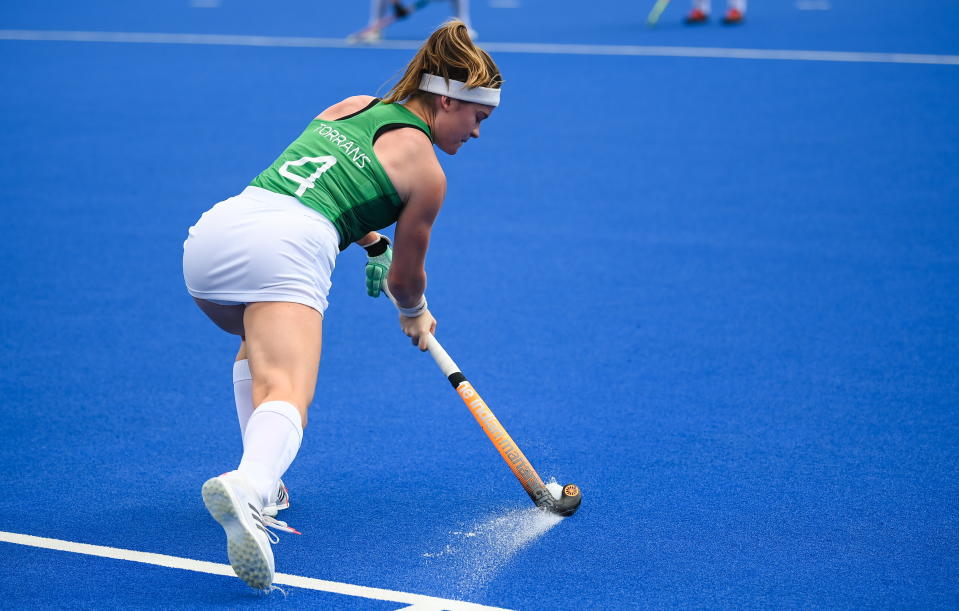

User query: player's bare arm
[376,126,446,307]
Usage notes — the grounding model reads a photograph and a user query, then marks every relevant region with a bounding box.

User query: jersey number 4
[279,155,337,197]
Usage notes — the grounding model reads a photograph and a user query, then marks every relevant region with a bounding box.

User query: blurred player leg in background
[721,0,746,25]
[684,0,710,24]
[365,0,392,41]
[454,0,478,38]
[365,0,475,40]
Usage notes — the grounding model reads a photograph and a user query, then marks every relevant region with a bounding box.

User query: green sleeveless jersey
[250,99,432,250]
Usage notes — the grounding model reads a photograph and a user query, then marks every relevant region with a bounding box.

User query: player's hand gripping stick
[381,282,582,516]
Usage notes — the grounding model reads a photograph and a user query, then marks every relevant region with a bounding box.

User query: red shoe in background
[684,8,709,24]
[721,8,744,24]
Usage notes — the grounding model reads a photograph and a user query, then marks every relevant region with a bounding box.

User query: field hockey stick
[382,283,582,516]
[347,0,434,43]
[645,0,673,27]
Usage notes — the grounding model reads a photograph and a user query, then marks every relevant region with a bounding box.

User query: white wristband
[397,295,428,318]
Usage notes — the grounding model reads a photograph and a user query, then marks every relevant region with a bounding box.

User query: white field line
[0,530,513,611]
[0,29,957,66]
[796,1,832,9]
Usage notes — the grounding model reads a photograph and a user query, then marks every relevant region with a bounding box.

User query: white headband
[418,73,501,107]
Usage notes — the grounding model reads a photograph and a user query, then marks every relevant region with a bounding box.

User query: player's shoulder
[382,127,442,176]
[376,126,445,196]
[316,95,378,120]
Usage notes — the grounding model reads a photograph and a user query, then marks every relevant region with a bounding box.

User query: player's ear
[439,95,457,112]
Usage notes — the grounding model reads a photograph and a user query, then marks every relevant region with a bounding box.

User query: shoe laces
[259,515,301,543]
[249,503,301,543]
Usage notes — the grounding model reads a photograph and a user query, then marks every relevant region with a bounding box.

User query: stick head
[540,483,582,517]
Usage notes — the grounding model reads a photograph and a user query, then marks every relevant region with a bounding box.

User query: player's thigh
[242,301,323,411]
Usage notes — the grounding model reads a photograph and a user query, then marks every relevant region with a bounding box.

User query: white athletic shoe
[357,29,382,43]
[263,480,289,517]
[202,471,299,590]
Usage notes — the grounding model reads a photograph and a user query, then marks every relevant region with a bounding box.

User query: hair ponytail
[382,19,502,104]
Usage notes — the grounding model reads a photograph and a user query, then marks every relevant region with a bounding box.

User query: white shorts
[183,186,340,315]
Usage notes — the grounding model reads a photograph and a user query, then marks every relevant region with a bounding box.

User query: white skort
[183,186,340,315]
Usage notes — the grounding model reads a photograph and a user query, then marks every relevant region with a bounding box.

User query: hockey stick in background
[645,0,673,28]
[347,0,434,43]
[382,284,583,516]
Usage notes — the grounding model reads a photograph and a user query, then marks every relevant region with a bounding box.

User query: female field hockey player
[181,20,501,590]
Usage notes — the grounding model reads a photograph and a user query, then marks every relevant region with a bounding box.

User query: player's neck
[403,98,435,132]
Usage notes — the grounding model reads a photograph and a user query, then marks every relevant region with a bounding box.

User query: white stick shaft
[425,334,460,378]
[380,280,559,509]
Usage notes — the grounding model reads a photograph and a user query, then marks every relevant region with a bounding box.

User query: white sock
[369,0,388,25]
[728,0,746,12]
[233,360,254,445]
[453,0,471,27]
[237,401,303,506]
[693,0,710,12]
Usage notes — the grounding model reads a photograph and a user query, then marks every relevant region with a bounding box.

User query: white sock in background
[693,0,711,13]
[238,401,303,506]
[729,0,746,12]
[233,359,254,445]
[369,0,388,25]
[454,0,471,27]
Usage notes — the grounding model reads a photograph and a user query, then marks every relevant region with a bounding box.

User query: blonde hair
[382,20,502,104]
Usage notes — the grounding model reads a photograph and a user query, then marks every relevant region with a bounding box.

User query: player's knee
[252,379,311,419]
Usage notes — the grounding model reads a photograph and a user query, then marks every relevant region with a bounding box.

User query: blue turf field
[1,1,958,608]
